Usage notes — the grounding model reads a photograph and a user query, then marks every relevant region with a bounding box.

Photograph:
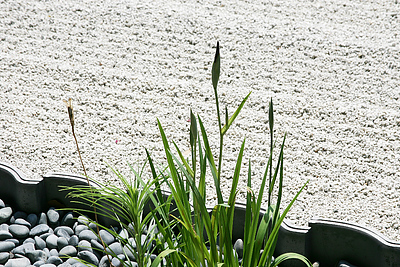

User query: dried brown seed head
[63,98,75,129]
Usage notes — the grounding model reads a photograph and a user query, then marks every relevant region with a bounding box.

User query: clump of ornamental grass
[64,41,312,267]
[62,102,179,267]
[150,42,312,267]
[65,159,172,267]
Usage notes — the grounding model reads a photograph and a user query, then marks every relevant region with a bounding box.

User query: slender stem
[70,127,115,267]
[218,134,223,185]
[268,99,274,209]
[72,130,87,181]
[192,145,196,182]
[267,99,274,240]
[268,131,272,208]
[214,87,224,200]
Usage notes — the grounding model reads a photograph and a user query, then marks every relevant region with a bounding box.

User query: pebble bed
[0,196,254,267]
[0,196,363,267]
[0,197,154,267]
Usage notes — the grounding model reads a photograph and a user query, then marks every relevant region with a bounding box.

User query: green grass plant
[64,160,178,267]
[152,41,312,267]
[64,41,312,267]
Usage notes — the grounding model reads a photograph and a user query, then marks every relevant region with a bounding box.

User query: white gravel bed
[1,0,399,241]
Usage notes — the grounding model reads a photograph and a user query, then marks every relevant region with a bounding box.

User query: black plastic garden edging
[1,161,399,267]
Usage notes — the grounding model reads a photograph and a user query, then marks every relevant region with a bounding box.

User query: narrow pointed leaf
[151,249,178,267]
[243,161,253,264]
[221,92,251,136]
[198,116,217,172]
[168,150,219,265]
[228,139,245,206]
[173,141,194,178]
[259,180,309,266]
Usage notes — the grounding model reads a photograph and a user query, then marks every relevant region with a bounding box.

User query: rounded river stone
[46,234,58,249]
[59,245,77,258]
[38,213,47,225]
[78,250,99,266]
[78,229,97,242]
[77,240,92,253]
[61,212,75,227]
[10,211,27,223]
[0,252,9,264]
[49,248,58,256]
[57,236,69,250]
[0,241,15,252]
[99,229,115,245]
[106,242,123,255]
[0,230,13,241]
[88,222,97,231]
[91,239,103,251]
[68,235,79,247]
[0,207,12,224]
[77,216,90,225]
[23,237,35,244]
[5,239,18,246]
[67,258,88,267]
[74,225,88,235]
[9,224,30,239]
[118,228,129,239]
[123,244,135,261]
[30,224,50,236]
[57,263,71,267]
[54,226,74,237]
[43,247,50,258]
[47,209,60,225]
[234,238,244,258]
[34,236,46,250]
[4,256,31,267]
[40,232,52,240]
[99,255,109,267]
[26,214,38,228]
[55,228,71,240]
[47,255,63,265]
[112,256,123,267]
[14,218,31,228]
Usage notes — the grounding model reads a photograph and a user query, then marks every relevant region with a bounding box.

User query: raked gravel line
[1,0,399,241]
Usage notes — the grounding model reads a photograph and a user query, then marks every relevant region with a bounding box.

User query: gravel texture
[0,199,146,266]
[1,0,399,241]
[0,198,259,267]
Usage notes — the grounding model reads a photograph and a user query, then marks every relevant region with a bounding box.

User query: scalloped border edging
[1,161,399,267]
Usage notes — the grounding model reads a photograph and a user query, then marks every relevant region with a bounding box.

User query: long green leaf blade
[259,180,309,266]
[168,150,219,266]
[221,92,251,136]
[157,119,194,235]
[228,139,245,206]
[173,141,194,178]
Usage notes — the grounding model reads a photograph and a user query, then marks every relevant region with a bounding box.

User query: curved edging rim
[1,162,400,267]
[306,217,400,267]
